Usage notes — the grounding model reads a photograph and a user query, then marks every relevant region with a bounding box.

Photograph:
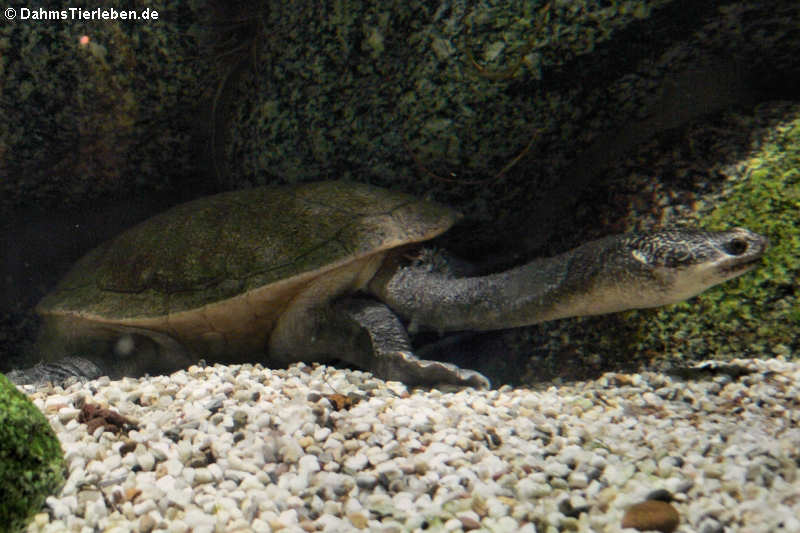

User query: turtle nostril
[725,238,748,256]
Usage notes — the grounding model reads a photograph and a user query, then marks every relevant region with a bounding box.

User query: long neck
[370,238,645,332]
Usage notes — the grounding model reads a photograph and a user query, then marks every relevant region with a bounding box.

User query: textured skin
[370,228,767,331]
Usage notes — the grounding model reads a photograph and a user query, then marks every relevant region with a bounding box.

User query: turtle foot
[376,351,491,389]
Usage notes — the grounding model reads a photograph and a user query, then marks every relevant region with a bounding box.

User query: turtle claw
[377,350,491,389]
[8,356,103,387]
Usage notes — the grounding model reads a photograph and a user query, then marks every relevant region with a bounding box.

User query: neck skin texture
[369,228,766,333]
[370,238,629,332]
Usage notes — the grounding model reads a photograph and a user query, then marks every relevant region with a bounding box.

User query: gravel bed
[18,357,800,533]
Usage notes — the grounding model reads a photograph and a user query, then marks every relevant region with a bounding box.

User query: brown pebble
[347,512,368,529]
[621,500,680,533]
[138,514,156,533]
[119,440,137,455]
[459,516,482,530]
[124,487,142,502]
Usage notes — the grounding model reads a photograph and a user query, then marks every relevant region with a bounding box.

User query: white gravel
[18,357,800,533]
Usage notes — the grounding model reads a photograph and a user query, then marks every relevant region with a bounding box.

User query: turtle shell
[36,181,459,360]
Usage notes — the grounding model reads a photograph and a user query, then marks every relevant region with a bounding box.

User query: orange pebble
[621,500,680,533]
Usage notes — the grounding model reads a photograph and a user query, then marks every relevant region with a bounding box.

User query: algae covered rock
[505,102,800,385]
[0,373,65,533]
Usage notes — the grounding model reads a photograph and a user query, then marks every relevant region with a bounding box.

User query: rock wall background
[1,0,797,382]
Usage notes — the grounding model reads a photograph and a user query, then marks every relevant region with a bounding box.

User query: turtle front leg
[269,296,490,389]
[335,298,491,389]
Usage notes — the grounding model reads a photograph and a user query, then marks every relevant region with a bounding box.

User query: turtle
[12,181,767,388]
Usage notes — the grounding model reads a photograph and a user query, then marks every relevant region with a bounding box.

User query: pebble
[15,357,800,532]
[621,500,680,532]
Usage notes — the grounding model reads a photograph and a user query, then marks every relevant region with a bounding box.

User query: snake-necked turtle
[16,181,766,388]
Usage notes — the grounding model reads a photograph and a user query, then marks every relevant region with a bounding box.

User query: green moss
[630,114,800,360]
[510,106,800,385]
[0,373,65,533]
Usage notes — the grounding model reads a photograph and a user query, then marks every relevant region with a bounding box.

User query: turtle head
[613,227,768,306]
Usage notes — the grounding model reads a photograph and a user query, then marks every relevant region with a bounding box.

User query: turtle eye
[724,238,748,256]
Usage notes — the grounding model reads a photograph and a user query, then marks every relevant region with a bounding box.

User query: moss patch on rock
[508,103,799,386]
[631,109,800,361]
[0,373,65,533]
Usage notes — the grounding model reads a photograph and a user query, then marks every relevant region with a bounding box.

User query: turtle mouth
[719,257,760,277]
